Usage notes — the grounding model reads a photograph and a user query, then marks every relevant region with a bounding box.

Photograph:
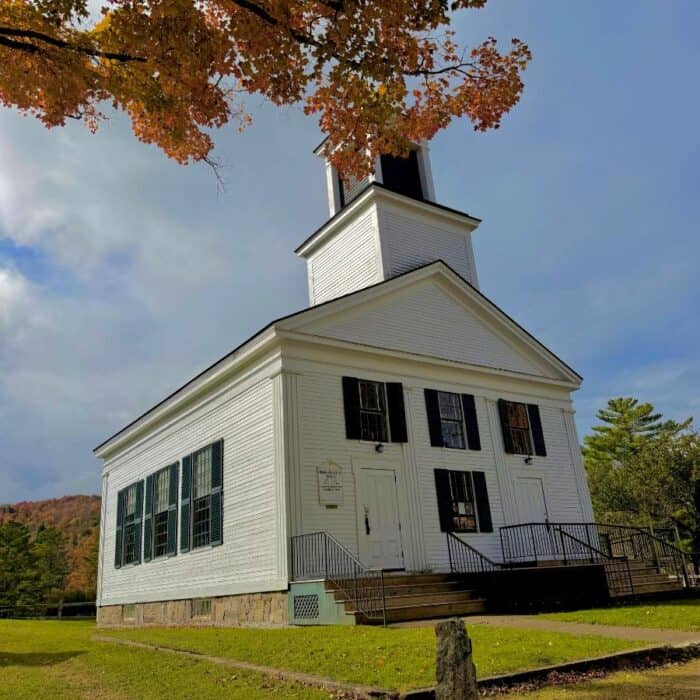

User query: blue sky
[1,1,698,502]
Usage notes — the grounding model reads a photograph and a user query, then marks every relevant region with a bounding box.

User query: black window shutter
[424,389,444,447]
[472,471,493,533]
[386,382,408,443]
[133,480,144,565]
[527,404,547,456]
[461,394,481,451]
[342,376,361,440]
[497,399,515,454]
[210,439,224,546]
[167,462,179,557]
[143,474,153,563]
[434,469,453,532]
[180,454,191,553]
[114,489,124,569]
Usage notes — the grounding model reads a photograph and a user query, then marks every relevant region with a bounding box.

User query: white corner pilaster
[563,409,595,521]
[400,386,429,571]
[485,398,518,526]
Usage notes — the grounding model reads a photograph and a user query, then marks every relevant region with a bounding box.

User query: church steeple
[297,142,481,306]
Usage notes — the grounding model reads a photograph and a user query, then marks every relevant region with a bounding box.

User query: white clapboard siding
[99,376,282,606]
[308,209,381,305]
[296,277,553,378]
[293,358,590,571]
[377,202,478,288]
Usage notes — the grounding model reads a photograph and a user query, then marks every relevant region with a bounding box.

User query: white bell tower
[296,142,481,306]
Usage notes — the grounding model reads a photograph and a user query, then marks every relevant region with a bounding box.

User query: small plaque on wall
[317,461,344,507]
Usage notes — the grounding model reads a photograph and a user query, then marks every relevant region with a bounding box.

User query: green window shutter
[434,469,453,532]
[210,439,223,547]
[167,462,179,557]
[386,382,408,443]
[143,474,153,563]
[133,480,144,565]
[180,455,191,553]
[527,404,547,456]
[497,399,515,453]
[461,394,481,451]
[472,471,493,533]
[114,489,124,569]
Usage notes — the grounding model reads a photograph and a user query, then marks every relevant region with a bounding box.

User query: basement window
[191,598,212,618]
[122,604,136,622]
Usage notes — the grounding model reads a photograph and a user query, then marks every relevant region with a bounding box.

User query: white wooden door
[515,477,549,523]
[358,468,404,569]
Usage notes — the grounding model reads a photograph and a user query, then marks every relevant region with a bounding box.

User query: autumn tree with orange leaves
[0,1,530,176]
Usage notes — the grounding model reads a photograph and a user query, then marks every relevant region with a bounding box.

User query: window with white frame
[502,401,534,455]
[192,446,213,549]
[152,467,170,558]
[358,379,389,442]
[446,471,478,533]
[437,391,466,449]
[122,483,140,565]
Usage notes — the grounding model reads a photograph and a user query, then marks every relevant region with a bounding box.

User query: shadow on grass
[0,651,85,667]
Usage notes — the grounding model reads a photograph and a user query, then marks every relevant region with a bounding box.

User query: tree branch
[0,26,146,63]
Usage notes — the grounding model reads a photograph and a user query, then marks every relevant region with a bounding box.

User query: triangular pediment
[280,263,580,384]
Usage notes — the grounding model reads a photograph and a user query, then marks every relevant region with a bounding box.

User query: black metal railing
[290,531,386,624]
[555,527,635,597]
[500,521,697,592]
[500,522,603,565]
[447,533,502,574]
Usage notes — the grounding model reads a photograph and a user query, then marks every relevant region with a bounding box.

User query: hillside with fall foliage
[0,495,100,600]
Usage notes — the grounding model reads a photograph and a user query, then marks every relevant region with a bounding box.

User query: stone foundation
[97,591,288,628]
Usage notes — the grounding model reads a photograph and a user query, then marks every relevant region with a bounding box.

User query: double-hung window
[358,379,389,442]
[424,389,481,450]
[152,468,170,557]
[144,463,178,562]
[342,376,408,443]
[180,439,223,553]
[192,446,214,549]
[115,480,144,568]
[497,400,547,456]
[437,392,466,449]
[434,469,493,533]
[122,484,140,564]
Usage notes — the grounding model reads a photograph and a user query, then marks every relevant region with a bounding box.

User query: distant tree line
[583,397,699,565]
[0,521,96,615]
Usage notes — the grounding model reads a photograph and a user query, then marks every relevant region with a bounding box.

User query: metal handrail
[291,531,386,624]
[446,533,502,574]
[553,527,635,597]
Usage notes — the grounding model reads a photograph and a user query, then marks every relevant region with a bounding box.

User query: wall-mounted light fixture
[375,443,384,454]
[524,455,533,465]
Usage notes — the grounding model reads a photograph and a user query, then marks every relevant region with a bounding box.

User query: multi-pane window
[192,446,213,549]
[152,468,170,558]
[503,401,533,455]
[438,392,466,449]
[122,483,140,565]
[446,471,478,533]
[358,380,389,442]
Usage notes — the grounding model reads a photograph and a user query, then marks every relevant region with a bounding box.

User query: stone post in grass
[435,618,478,700]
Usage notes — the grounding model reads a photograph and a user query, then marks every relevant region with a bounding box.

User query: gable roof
[94,260,581,455]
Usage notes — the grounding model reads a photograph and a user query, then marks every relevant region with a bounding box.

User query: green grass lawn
[108,622,648,691]
[511,657,700,699]
[541,599,700,632]
[0,620,327,700]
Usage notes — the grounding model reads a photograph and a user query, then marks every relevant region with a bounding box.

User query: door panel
[514,477,548,523]
[358,468,404,569]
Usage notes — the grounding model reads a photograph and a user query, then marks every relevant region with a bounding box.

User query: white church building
[95,142,604,627]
